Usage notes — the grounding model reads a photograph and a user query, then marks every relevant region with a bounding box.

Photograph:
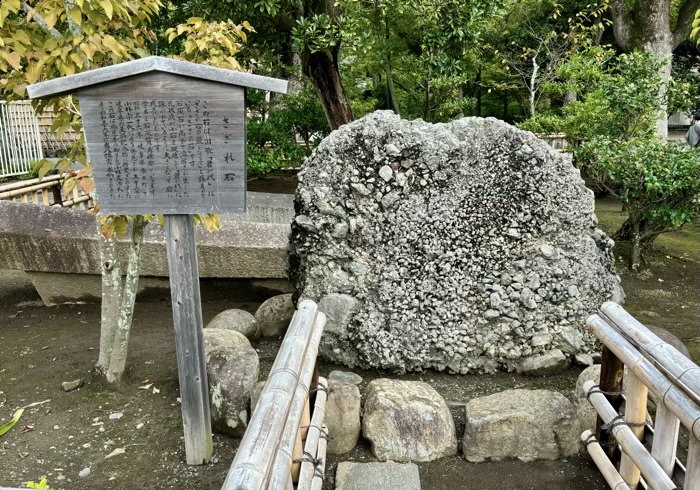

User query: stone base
[335,462,421,490]
[26,271,292,306]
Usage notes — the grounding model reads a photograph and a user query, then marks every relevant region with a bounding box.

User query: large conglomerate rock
[288,112,623,373]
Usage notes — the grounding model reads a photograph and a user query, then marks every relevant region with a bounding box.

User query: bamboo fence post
[583,380,675,490]
[298,377,328,490]
[267,313,326,489]
[31,191,38,204]
[588,315,700,438]
[223,301,320,490]
[310,424,328,490]
[619,373,648,489]
[41,189,49,206]
[686,436,700,490]
[651,404,680,477]
[601,302,700,402]
[581,430,631,490]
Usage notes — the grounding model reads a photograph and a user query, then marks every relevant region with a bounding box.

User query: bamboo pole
[310,424,328,490]
[297,378,328,490]
[583,380,676,490]
[0,174,62,192]
[31,191,38,204]
[651,404,680,477]
[222,301,320,490]
[588,315,700,440]
[581,430,631,490]
[41,189,49,206]
[267,313,326,489]
[0,179,61,198]
[619,373,648,489]
[686,436,700,490]
[601,302,700,403]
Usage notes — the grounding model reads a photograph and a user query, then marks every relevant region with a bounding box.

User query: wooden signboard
[28,57,288,466]
[80,72,246,215]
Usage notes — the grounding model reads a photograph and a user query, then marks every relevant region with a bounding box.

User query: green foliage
[577,137,700,236]
[165,17,254,70]
[520,47,682,143]
[691,8,700,41]
[246,86,328,177]
[292,13,343,54]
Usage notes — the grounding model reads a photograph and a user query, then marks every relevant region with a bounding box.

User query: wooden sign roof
[26,56,288,99]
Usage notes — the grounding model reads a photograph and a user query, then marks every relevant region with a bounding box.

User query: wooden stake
[685,436,700,490]
[651,404,680,477]
[165,214,212,465]
[597,343,625,460]
[619,373,648,489]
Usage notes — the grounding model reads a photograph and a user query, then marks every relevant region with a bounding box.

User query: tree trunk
[630,213,642,271]
[502,90,509,119]
[608,0,700,140]
[105,215,147,383]
[475,69,482,117]
[385,63,400,114]
[563,90,577,105]
[529,54,539,119]
[96,220,122,374]
[302,48,353,130]
[613,218,667,245]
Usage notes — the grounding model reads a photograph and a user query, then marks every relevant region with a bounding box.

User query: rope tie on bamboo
[600,414,648,431]
[293,451,323,466]
[586,384,623,399]
[311,384,328,394]
[314,466,325,481]
[307,424,332,441]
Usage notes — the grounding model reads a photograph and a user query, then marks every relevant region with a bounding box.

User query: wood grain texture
[596,344,625,459]
[686,436,700,490]
[79,72,246,215]
[619,373,648,489]
[165,214,212,465]
[27,56,288,99]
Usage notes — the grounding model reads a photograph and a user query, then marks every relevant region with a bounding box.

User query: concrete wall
[0,192,294,304]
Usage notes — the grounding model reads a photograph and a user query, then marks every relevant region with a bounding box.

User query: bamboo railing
[0,174,92,209]
[223,300,328,490]
[583,302,700,490]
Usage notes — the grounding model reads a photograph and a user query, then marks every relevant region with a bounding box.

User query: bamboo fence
[584,302,700,490]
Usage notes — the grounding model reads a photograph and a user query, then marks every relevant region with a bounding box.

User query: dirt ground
[0,188,698,490]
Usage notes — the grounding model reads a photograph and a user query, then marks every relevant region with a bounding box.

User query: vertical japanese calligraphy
[80,72,246,214]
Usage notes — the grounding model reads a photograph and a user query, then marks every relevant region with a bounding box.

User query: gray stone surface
[0,192,292,304]
[288,111,622,373]
[575,364,601,434]
[329,370,363,385]
[255,293,295,338]
[363,379,457,462]
[326,380,362,454]
[205,309,259,339]
[335,462,421,490]
[61,379,83,391]
[463,389,580,462]
[203,328,259,436]
[517,349,570,375]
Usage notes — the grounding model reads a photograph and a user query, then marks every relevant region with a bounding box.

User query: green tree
[609,0,700,138]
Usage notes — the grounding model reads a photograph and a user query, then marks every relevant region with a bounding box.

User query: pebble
[109,412,123,420]
[61,379,84,392]
[79,468,90,478]
[136,422,145,430]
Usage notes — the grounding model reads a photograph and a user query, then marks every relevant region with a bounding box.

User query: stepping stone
[335,462,421,490]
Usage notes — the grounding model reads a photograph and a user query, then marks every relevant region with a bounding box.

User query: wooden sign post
[28,57,288,465]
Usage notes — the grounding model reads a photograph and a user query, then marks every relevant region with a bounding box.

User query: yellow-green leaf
[11,30,31,45]
[100,0,113,19]
[1,51,21,70]
[102,35,121,55]
[113,216,128,237]
[68,6,82,27]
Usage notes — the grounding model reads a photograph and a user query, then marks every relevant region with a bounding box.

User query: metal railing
[0,101,44,177]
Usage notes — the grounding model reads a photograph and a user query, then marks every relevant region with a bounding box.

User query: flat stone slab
[335,462,421,490]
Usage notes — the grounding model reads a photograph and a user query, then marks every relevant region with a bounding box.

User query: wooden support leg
[685,437,700,490]
[651,404,679,477]
[597,345,625,460]
[165,214,212,465]
[619,373,648,490]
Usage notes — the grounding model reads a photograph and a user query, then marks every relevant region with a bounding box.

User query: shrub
[577,137,700,269]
